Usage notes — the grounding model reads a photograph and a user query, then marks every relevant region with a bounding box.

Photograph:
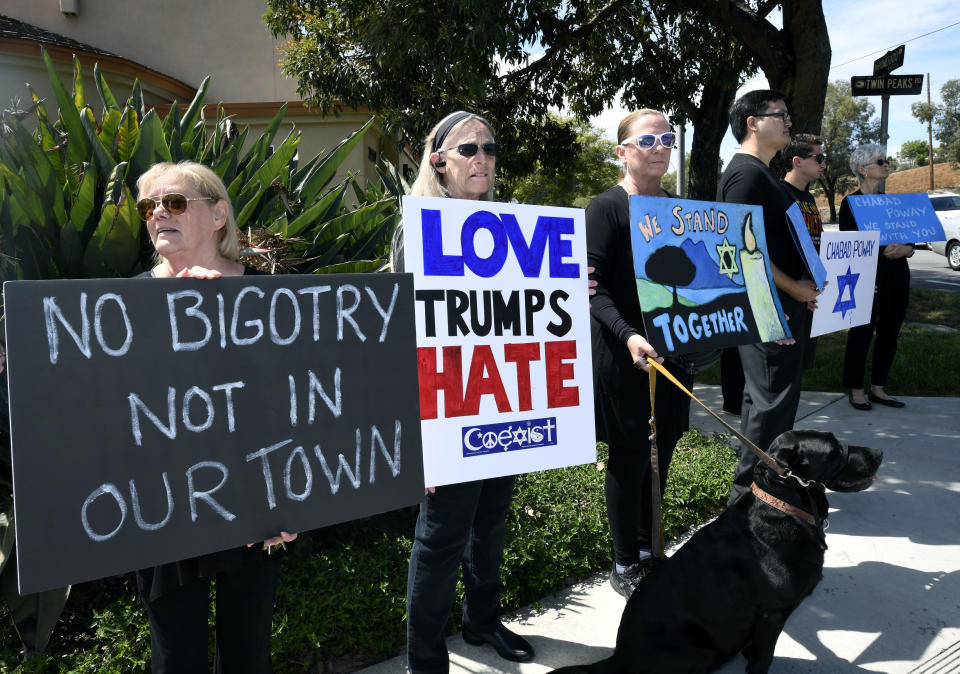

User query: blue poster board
[846,193,946,244]
[630,195,790,356]
[786,202,828,290]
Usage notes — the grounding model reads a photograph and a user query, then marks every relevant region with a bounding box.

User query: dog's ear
[768,430,845,482]
[766,430,805,467]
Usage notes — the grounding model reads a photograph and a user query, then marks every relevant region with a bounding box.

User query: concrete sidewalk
[360,386,960,673]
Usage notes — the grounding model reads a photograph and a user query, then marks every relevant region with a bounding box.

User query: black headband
[431,111,474,153]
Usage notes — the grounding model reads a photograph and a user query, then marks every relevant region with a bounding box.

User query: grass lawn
[697,288,960,397]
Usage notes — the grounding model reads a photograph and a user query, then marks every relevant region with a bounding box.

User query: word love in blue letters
[420,208,579,278]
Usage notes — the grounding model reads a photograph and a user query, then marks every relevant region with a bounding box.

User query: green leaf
[125,109,172,194]
[69,162,99,241]
[179,76,210,138]
[40,47,91,169]
[93,63,120,110]
[297,117,373,205]
[98,107,123,159]
[80,106,117,177]
[312,259,383,274]
[71,55,85,111]
[83,181,141,276]
[115,107,140,164]
[278,178,350,237]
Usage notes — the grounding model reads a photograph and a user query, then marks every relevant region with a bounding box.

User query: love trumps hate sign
[401,196,596,487]
[3,274,424,594]
[629,195,790,355]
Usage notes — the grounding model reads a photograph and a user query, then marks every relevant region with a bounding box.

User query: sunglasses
[621,132,677,150]
[137,193,215,221]
[437,142,501,158]
[875,158,889,166]
[754,111,791,123]
[801,153,826,163]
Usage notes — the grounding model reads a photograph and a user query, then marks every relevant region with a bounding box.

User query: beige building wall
[4,0,297,102]
[2,3,416,188]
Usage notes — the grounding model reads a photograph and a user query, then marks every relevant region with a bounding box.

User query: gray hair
[137,161,240,261]
[848,143,887,184]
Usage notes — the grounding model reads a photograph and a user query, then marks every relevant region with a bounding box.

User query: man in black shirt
[780,134,827,370]
[717,90,822,504]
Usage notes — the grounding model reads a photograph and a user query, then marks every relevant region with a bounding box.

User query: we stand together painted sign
[4,274,424,593]
[629,195,790,355]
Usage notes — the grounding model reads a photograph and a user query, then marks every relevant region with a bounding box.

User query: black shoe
[609,556,661,600]
[868,392,905,408]
[848,392,872,411]
[462,621,534,662]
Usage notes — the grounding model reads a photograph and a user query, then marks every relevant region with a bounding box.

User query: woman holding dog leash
[393,111,535,673]
[586,109,694,600]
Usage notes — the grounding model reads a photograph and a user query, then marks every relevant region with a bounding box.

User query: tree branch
[502,0,635,84]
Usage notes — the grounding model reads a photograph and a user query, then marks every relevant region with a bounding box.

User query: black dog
[555,429,882,674]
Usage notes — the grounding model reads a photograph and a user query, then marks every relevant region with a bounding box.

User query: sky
[588,1,960,174]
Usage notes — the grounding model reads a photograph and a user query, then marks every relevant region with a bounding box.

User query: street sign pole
[880,94,890,148]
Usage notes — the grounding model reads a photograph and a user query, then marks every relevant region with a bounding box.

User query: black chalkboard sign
[3,273,424,594]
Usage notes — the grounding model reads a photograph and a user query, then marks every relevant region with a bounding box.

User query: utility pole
[927,73,935,190]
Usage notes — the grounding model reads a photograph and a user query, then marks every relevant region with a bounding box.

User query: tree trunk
[687,82,736,201]
[707,0,831,135]
[818,177,837,223]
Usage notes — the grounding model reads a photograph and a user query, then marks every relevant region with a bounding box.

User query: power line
[831,19,960,69]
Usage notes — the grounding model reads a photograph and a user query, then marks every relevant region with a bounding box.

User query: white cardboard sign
[401,196,596,486]
[810,230,881,338]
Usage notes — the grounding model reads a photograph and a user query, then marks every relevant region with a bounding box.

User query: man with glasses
[780,134,826,251]
[717,90,821,504]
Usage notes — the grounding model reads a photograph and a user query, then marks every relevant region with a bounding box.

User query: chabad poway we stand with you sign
[401,196,596,487]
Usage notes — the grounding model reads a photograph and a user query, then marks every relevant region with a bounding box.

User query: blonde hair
[410,112,497,201]
[136,161,240,261]
[617,109,669,145]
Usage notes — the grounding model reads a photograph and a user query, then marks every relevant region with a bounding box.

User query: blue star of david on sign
[833,265,860,318]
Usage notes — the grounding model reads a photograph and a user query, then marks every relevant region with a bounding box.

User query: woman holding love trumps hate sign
[586,109,693,600]
[392,111,535,673]
[133,161,296,673]
[839,143,914,411]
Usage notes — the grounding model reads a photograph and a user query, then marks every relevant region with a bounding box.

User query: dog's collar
[751,482,817,526]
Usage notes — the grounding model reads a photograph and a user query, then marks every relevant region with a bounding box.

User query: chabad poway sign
[630,195,790,356]
[810,231,881,338]
[401,196,596,487]
[846,193,945,244]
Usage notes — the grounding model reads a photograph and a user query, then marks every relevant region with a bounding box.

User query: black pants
[406,476,514,674]
[606,367,692,566]
[842,262,909,389]
[720,347,745,414]
[728,307,810,505]
[138,559,280,674]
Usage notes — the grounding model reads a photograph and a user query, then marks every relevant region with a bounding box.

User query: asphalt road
[908,247,960,293]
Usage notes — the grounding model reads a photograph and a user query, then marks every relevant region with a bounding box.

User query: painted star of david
[833,265,860,318]
[716,238,739,280]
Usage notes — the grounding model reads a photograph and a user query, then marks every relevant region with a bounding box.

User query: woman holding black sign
[840,143,914,411]
[587,109,693,601]
[133,161,296,673]
[393,111,535,673]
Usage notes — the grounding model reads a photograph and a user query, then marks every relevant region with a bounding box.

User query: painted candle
[738,213,784,342]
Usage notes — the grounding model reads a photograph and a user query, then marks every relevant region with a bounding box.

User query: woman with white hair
[134,161,296,673]
[396,111,534,673]
[839,143,913,411]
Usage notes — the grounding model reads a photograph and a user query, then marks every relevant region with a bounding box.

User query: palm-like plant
[0,46,401,656]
